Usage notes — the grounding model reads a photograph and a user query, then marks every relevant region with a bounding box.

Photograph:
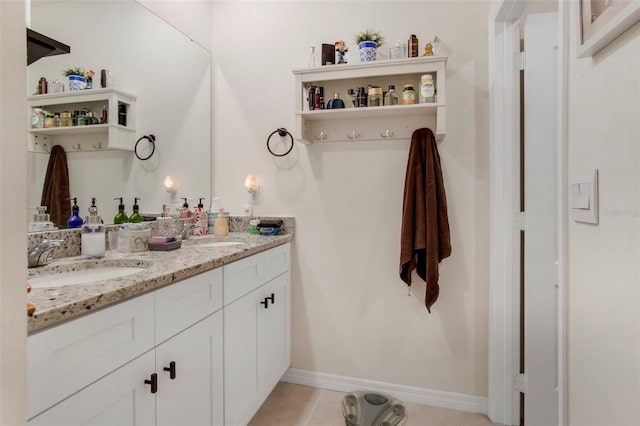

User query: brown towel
[41,145,71,229]
[400,128,451,312]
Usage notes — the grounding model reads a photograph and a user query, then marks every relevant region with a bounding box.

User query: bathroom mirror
[27,0,211,230]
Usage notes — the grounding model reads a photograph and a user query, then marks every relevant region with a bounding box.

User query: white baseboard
[281,368,488,415]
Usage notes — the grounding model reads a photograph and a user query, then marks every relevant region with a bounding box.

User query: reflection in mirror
[27,0,211,230]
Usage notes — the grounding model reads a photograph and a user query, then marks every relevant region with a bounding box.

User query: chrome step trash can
[341,391,407,426]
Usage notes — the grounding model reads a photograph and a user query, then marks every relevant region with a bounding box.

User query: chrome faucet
[181,222,195,240]
[28,239,63,268]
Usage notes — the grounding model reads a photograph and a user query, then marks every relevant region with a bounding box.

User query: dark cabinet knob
[260,298,269,309]
[144,373,158,394]
[268,293,275,304]
[163,361,176,380]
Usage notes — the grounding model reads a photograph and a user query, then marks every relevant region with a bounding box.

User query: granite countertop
[27,233,293,334]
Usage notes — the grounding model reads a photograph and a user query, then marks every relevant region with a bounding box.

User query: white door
[28,351,156,426]
[523,11,559,426]
[156,312,224,426]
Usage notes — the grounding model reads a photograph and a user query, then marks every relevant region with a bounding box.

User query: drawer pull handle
[268,293,275,304]
[144,373,158,394]
[163,361,176,380]
[260,298,269,309]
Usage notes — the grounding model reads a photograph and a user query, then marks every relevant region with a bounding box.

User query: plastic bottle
[213,208,229,236]
[419,74,436,103]
[402,84,417,105]
[113,197,129,224]
[129,197,143,223]
[67,197,84,229]
[384,85,399,106]
[81,198,105,258]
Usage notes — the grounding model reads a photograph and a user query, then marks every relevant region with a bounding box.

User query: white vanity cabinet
[28,267,224,426]
[224,243,291,426]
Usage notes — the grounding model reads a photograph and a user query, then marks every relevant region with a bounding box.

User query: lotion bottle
[81,198,105,258]
[179,198,192,218]
[213,208,229,236]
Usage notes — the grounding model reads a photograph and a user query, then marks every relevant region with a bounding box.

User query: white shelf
[28,88,136,152]
[293,56,447,144]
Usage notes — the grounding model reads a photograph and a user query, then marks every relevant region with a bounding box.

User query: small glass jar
[402,84,416,105]
[367,87,383,107]
[44,113,54,128]
[53,112,61,128]
[60,111,73,127]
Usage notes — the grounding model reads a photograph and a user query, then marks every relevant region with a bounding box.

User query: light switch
[570,169,598,224]
[570,182,590,209]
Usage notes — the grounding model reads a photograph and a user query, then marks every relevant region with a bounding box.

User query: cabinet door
[259,271,291,400]
[28,351,155,426]
[28,292,155,418]
[224,287,263,426]
[156,312,224,426]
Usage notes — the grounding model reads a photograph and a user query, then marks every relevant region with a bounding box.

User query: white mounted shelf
[28,88,136,153]
[292,56,447,144]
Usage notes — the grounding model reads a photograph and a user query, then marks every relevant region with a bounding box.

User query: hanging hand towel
[41,144,71,229]
[399,128,451,313]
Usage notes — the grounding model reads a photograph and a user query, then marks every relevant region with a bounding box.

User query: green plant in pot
[63,66,87,91]
[354,29,384,62]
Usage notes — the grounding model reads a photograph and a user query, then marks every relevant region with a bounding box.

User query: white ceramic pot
[68,75,86,91]
[358,41,378,62]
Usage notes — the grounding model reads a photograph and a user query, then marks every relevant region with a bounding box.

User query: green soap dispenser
[129,197,143,223]
[113,197,129,224]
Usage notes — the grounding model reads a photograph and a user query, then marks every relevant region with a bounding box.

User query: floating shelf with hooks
[27,88,136,152]
[292,56,447,144]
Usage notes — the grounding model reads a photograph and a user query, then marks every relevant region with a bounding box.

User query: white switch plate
[571,169,598,224]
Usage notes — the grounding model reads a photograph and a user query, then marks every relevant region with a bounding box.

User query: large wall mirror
[27,0,211,229]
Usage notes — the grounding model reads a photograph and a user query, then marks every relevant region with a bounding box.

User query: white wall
[212,1,490,397]
[27,0,210,220]
[567,7,640,426]
[0,1,27,424]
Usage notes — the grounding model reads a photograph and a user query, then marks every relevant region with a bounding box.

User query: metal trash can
[341,391,407,426]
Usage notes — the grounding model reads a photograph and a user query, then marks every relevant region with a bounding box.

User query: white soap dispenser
[81,198,105,258]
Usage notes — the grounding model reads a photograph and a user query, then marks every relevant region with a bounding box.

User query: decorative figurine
[335,40,348,64]
[423,42,434,56]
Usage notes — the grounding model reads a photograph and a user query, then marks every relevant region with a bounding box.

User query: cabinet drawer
[223,252,264,305]
[28,292,155,419]
[264,243,291,282]
[155,268,223,344]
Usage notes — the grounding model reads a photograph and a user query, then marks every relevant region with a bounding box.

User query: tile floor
[249,382,495,426]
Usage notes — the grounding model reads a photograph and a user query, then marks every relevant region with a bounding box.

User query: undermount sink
[28,259,150,289]
[197,241,244,248]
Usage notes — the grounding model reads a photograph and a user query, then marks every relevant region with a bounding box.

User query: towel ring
[135,134,156,161]
[266,128,294,157]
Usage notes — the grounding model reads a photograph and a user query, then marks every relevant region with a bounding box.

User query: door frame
[487,1,568,425]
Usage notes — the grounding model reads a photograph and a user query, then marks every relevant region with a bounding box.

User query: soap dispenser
[213,208,229,236]
[81,198,105,258]
[129,198,143,223]
[179,198,192,219]
[29,206,56,232]
[67,198,84,229]
[113,197,129,224]
[193,198,208,236]
[157,204,176,237]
